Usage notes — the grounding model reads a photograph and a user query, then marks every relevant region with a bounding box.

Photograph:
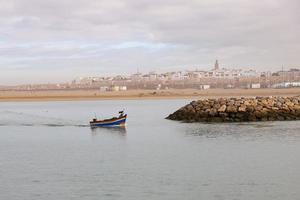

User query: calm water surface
[0,100,300,200]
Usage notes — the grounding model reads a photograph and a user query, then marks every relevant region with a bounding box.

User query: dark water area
[0,100,300,200]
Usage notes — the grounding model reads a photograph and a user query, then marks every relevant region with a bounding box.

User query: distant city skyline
[0,0,299,84]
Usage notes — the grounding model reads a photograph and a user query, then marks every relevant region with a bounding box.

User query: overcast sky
[0,0,299,84]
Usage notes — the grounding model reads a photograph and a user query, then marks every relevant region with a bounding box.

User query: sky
[0,0,299,84]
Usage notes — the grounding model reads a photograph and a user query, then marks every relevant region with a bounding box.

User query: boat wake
[0,110,89,128]
[0,122,90,128]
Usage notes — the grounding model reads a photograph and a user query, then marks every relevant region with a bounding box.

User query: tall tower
[214,60,219,70]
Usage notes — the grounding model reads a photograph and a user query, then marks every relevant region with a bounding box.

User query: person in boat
[119,110,125,118]
[91,111,125,123]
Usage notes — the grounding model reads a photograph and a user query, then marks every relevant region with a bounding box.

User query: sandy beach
[0,88,299,102]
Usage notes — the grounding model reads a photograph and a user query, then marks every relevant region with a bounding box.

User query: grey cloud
[0,0,299,84]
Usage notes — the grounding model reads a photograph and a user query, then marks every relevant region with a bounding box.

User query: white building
[241,69,260,77]
[131,72,142,81]
[272,82,300,88]
[167,71,185,81]
[250,83,260,89]
[100,86,109,92]
[120,86,127,91]
[149,72,158,81]
[111,86,120,91]
[199,85,210,90]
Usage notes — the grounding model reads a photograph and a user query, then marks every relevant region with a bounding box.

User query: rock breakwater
[167,96,300,122]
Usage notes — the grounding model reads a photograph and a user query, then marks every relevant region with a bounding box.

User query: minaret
[214,60,219,70]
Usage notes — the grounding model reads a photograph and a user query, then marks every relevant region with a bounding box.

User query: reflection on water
[90,126,127,135]
[184,121,300,141]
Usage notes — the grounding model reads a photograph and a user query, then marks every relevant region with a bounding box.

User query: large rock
[238,106,247,112]
[226,105,237,113]
[218,105,227,112]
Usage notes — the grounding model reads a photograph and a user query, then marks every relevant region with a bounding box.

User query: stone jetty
[167,96,300,122]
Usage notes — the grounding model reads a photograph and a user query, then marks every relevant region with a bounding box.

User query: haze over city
[0,0,299,84]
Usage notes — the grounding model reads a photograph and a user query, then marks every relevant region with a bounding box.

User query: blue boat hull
[90,115,127,127]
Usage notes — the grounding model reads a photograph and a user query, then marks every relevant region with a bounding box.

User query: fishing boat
[90,111,127,127]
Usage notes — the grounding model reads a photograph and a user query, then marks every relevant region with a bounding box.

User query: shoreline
[0,88,299,102]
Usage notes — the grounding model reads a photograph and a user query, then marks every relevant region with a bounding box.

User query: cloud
[0,0,299,84]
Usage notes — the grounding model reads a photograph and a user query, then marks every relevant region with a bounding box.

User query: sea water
[0,99,300,200]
